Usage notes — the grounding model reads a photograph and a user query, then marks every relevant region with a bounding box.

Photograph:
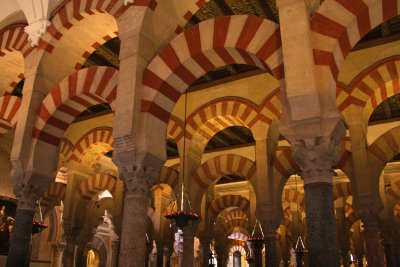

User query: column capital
[14,173,52,211]
[292,135,340,184]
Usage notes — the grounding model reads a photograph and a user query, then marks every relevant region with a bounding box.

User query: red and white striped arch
[368,126,400,168]
[228,232,249,241]
[167,116,185,144]
[282,189,305,208]
[39,0,156,56]
[280,217,292,231]
[311,0,400,79]
[345,204,359,228]
[336,139,352,172]
[78,173,117,201]
[59,139,73,166]
[186,98,262,140]
[192,154,256,190]
[274,148,300,180]
[337,57,400,122]
[259,89,282,122]
[221,219,250,234]
[0,95,21,138]
[208,195,250,221]
[230,244,247,255]
[157,166,180,191]
[0,25,32,96]
[387,179,400,202]
[226,208,249,223]
[333,182,352,200]
[40,182,66,210]
[33,66,118,147]
[68,127,114,164]
[142,15,283,124]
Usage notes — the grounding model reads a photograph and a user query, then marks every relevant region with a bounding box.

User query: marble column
[359,211,384,267]
[217,257,223,267]
[117,165,158,267]
[200,239,211,267]
[52,244,65,267]
[253,240,263,267]
[76,242,89,267]
[291,137,341,267]
[380,227,397,267]
[336,206,350,267]
[62,226,80,267]
[259,218,280,267]
[7,184,46,267]
[182,221,197,267]
[156,245,163,267]
[233,251,242,267]
[264,236,277,267]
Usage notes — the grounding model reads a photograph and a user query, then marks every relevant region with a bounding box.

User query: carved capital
[24,19,51,47]
[122,165,158,198]
[292,136,338,184]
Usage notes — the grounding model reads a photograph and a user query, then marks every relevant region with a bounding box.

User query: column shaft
[362,218,384,267]
[383,242,397,267]
[6,209,34,267]
[304,182,340,266]
[264,236,278,267]
[182,224,196,267]
[254,244,263,267]
[156,249,163,267]
[118,194,148,267]
[63,239,76,267]
[200,241,210,267]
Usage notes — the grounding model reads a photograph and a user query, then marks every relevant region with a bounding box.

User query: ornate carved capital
[24,20,51,47]
[292,136,339,184]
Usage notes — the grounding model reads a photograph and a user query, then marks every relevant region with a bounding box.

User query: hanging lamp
[248,219,265,248]
[165,90,199,229]
[32,200,47,235]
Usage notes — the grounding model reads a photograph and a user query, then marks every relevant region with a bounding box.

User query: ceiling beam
[254,0,278,22]
[382,100,393,120]
[214,0,234,15]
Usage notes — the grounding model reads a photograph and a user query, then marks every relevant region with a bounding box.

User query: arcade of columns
[1,0,400,266]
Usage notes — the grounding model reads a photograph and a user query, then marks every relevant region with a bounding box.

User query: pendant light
[32,200,47,235]
[165,90,199,228]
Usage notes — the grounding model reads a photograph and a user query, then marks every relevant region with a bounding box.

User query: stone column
[76,242,89,267]
[233,251,242,267]
[259,218,280,267]
[200,239,211,267]
[156,245,164,267]
[182,221,197,267]
[380,224,397,267]
[52,244,65,267]
[111,240,119,267]
[116,160,160,267]
[359,210,384,267]
[291,137,341,266]
[62,226,80,267]
[336,205,350,267]
[7,183,47,267]
[253,240,263,267]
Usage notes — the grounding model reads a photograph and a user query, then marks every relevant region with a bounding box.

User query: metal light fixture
[209,250,216,266]
[165,91,198,266]
[32,200,47,235]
